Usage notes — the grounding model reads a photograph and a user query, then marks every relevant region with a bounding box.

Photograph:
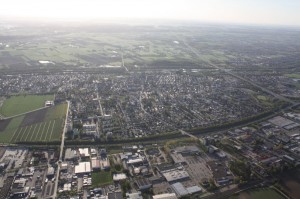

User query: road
[121,52,129,72]
[97,93,104,116]
[181,39,295,105]
[51,100,70,199]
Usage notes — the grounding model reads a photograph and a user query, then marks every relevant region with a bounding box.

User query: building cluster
[0,148,59,198]
[0,70,276,142]
[1,108,300,199]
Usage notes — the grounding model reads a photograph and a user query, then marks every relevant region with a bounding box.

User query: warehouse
[75,162,91,175]
[162,170,189,183]
[91,158,101,171]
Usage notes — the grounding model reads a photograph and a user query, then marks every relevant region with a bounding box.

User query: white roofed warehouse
[75,162,91,176]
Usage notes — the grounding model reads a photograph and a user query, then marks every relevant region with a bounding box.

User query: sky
[0,0,300,26]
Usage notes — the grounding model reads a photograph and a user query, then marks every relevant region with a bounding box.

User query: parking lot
[184,155,213,186]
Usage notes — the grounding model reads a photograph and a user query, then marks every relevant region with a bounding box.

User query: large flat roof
[91,158,100,168]
[153,193,177,199]
[79,148,90,157]
[162,170,189,182]
[75,162,91,174]
[171,182,188,196]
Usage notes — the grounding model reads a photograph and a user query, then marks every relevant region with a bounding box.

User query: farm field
[0,103,67,144]
[228,187,286,199]
[0,94,54,117]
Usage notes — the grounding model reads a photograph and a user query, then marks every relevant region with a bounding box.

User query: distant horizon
[1,16,300,30]
[1,0,300,27]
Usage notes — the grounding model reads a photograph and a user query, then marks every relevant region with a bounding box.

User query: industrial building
[152,193,178,199]
[47,167,55,178]
[162,170,190,183]
[171,182,201,197]
[206,161,233,185]
[107,191,122,199]
[91,157,101,171]
[100,157,110,170]
[79,148,90,157]
[126,191,143,199]
[134,178,152,190]
[75,162,91,175]
[64,148,79,161]
[113,173,127,181]
[174,145,200,156]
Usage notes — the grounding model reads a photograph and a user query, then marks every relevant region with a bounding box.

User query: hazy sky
[1,0,300,26]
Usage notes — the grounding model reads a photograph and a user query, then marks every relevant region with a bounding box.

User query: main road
[51,100,70,199]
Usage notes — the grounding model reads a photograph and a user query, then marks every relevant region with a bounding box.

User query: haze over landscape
[1,1,300,199]
[1,0,300,26]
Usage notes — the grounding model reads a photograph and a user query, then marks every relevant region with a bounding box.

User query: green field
[0,103,67,143]
[228,188,286,199]
[285,74,300,79]
[0,95,54,117]
[92,171,113,187]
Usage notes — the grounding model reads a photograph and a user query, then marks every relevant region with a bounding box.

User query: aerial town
[0,22,300,199]
[0,69,300,199]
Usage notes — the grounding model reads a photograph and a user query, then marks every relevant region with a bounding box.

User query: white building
[75,162,91,175]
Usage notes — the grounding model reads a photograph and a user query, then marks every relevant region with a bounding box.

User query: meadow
[0,94,54,117]
[0,103,67,144]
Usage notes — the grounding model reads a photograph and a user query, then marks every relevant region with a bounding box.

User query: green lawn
[92,171,113,187]
[228,188,286,199]
[285,74,300,79]
[0,94,54,117]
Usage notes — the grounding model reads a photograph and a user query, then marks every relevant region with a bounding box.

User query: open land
[0,94,54,117]
[0,103,67,143]
[0,23,300,199]
[91,171,113,187]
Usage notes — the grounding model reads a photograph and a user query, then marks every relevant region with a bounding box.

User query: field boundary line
[34,123,43,141]
[39,122,47,141]
[19,126,30,142]
[9,128,20,143]
[2,106,50,120]
[29,124,38,141]
[16,126,27,142]
[48,120,56,141]
[45,120,53,141]
[23,125,33,142]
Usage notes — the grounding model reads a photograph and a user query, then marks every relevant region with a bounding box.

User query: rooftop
[75,162,91,174]
[171,182,188,196]
[152,193,177,199]
[162,170,189,182]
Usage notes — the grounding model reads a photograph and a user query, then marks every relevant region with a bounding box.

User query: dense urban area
[0,23,300,199]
